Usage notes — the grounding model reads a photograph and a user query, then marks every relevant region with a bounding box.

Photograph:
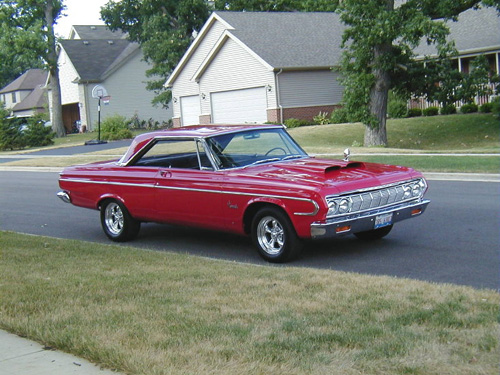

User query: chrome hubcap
[105,202,124,235]
[257,216,285,255]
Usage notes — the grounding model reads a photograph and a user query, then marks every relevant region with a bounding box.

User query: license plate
[374,213,393,229]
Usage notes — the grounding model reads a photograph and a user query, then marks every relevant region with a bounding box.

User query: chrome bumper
[310,199,430,239]
[57,191,71,204]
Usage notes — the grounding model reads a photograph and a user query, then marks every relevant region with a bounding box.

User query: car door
[148,138,225,229]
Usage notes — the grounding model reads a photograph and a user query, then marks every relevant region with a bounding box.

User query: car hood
[226,157,422,195]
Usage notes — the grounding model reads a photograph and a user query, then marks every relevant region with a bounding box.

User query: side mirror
[343,148,350,162]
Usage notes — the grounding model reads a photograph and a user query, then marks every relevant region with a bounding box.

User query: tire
[251,207,302,263]
[100,200,140,242]
[354,224,393,241]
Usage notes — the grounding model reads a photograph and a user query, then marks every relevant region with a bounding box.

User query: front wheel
[100,200,140,242]
[354,225,393,241]
[251,207,302,263]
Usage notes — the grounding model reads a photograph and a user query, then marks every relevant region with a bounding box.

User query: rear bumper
[310,199,430,239]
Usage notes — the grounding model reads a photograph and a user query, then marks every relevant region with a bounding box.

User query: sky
[54,0,115,38]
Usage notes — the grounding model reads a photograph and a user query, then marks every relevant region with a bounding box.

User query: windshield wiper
[281,155,305,161]
[246,158,281,167]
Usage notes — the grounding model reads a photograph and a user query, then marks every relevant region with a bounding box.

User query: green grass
[290,113,499,152]
[1,114,499,172]
[0,231,499,375]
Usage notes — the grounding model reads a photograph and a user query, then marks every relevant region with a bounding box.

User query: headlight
[338,198,352,214]
[327,201,338,216]
[403,185,412,199]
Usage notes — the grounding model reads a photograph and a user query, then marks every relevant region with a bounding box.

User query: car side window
[133,139,213,170]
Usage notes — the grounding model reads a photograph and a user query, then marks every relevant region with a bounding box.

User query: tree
[337,0,499,146]
[0,0,66,137]
[101,0,211,108]
[213,0,337,11]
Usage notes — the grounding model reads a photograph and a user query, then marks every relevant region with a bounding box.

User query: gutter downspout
[275,69,283,124]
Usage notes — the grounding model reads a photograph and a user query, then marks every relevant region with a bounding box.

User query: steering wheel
[265,147,286,156]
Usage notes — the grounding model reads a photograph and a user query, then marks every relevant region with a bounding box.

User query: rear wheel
[251,207,302,263]
[100,200,140,242]
[354,225,393,241]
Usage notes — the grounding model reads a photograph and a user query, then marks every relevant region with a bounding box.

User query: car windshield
[205,128,308,169]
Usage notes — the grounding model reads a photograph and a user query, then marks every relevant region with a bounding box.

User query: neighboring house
[53,25,172,133]
[165,12,346,126]
[413,6,500,108]
[0,69,48,118]
[167,8,499,127]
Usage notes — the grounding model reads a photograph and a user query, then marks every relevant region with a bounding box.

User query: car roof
[119,124,284,165]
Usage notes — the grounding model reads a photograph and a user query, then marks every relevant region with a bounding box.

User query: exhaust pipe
[57,191,71,204]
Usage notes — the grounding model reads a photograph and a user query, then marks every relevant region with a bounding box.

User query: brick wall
[282,105,339,122]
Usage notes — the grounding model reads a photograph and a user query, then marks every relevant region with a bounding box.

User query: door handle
[159,170,172,178]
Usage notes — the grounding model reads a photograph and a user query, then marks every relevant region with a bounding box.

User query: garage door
[180,95,200,126]
[211,87,267,124]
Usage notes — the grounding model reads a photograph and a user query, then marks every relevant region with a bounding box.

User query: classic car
[57,124,430,262]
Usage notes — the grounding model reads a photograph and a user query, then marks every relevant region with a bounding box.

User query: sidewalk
[0,330,120,375]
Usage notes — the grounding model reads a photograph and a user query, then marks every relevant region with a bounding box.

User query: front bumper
[310,199,430,239]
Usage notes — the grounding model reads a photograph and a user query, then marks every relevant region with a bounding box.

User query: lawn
[0,231,498,375]
[1,113,498,173]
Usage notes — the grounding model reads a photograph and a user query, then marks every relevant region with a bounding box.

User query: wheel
[354,225,393,241]
[100,200,140,242]
[265,147,286,156]
[251,207,302,263]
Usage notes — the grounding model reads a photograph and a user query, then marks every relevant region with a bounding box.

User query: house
[165,12,346,126]
[167,7,499,126]
[413,6,500,107]
[0,69,48,118]
[54,25,172,133]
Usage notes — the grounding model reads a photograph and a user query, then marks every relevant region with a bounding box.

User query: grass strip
[0,231,498,375]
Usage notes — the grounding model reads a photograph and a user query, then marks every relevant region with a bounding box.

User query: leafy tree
[0,0,66,137]
[337,0,499,146]
[101,0,211,108]
[213,0,337,11]
[457,55,496,104]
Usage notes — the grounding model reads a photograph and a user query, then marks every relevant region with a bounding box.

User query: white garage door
[211,87,267,124]
[180,95,200,126]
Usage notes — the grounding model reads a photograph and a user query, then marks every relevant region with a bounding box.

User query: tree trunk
[45,1,65,137]
[365,47,390,147]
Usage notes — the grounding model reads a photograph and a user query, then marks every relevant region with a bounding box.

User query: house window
[11,92,16,103]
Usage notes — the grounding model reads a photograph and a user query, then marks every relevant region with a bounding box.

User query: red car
[57,125,430,262]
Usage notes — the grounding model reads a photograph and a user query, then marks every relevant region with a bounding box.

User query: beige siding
[58,49,80,105]
[199,38,275,116]
[278,70,343,108]
[171,20,227,120]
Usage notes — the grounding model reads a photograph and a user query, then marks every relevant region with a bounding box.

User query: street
[0,171,498,290]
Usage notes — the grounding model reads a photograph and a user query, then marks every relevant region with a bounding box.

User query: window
[133,139,214,170]
[11,92,16,103]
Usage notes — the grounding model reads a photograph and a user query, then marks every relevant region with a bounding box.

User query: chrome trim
[58,177,320,216]
[326,178,426,198]
[57,191,71,204]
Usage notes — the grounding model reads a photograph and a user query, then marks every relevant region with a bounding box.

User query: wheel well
[243,202,288,235]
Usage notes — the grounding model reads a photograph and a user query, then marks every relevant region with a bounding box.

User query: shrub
[491,96,500,119]
[101,114,133,140]
[423,107,439,116]
[312,111,330,125]
[479,102,493,113]
[387,94,408,118]
[0,119,26,150]
[440,104,457,115]
[330,107,350,124]
[284,118,310,128]
[407,108,422,117]
[24,114,54,147]
[460,103,478,114]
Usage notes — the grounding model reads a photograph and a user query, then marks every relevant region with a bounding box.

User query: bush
[423,107,439,116]
[24,115,54,147]
[440,104,457,115]
[491,96,500,119]
[330,107,350,124]
[407,108,422,117]
[284,118,310,128]
[460,103,478,114]
[479,102,493,113]
[101,114,133,140]
[387,96,407,118]
[312,111,330,125]
[0,119,26,150]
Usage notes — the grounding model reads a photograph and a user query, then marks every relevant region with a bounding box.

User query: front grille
[326,179,427,218]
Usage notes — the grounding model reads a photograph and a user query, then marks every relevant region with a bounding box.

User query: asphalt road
[0,171,498,290]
